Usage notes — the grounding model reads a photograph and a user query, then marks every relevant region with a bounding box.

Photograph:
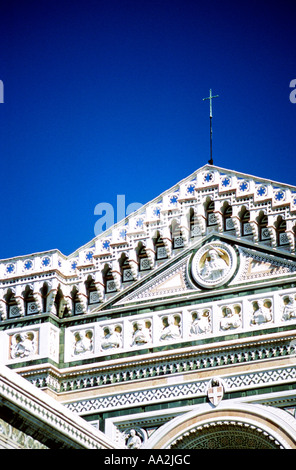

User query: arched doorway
[142,403,296,449]
[170,421,280,449]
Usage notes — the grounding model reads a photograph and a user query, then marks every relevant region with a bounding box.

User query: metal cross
[203,88,219,118]
[203,89,219,165]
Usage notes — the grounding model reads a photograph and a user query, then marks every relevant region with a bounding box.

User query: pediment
[233,245,296,284]
[115,255,196,305]
[97,234,296,310]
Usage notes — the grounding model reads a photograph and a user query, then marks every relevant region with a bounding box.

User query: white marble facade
[1,165,296,449]
[60,287,296,362]
[0,287,294,365]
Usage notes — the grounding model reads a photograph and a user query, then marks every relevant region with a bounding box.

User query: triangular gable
[116,255,196,304]
[97,234,296,309]
[3,164,296,318]
[234,246,296,284]
[71,164,296,261]
[66,164,296,301]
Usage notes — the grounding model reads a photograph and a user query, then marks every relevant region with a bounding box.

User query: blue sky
[0,0,295,260]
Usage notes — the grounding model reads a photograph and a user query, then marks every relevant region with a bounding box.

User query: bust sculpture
[101,325,122,350]
[132,320,151,346]
[160,315,181,341]
[282,295,296,321]
[11,332,35,359]
[251,299,272,325]
[220,306,241,330]
[190,310,211,335]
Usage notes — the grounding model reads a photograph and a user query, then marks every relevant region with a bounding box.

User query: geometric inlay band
[64,365,296,415]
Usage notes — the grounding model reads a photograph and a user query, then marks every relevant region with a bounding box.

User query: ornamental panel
[0,324,60,364]
[191,242,237,288]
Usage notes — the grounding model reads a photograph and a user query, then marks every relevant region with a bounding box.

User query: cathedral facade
[1,164,296,449]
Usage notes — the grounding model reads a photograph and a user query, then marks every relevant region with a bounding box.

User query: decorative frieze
[1,286,296,368]
[21,330,296,397]
[0,418,47,449]
[61,287,296,362]
[64,364,296,415]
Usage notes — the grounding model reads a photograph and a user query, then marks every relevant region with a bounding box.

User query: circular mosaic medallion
[191,242,237,288]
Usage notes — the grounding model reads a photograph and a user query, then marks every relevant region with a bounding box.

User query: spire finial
[203,89,219,165]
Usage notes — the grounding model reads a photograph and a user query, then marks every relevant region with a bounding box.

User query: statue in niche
[251,299,272,325]
[199,246,229,282]
[11,331,36,359]
[220,305,241,330]
[73,329,93,355]
[101,325,122,350]
[190,310,211,335]
[132,320,151,346]
[160,315,181,341]
[126,429,142,449]
[282,295,296,321]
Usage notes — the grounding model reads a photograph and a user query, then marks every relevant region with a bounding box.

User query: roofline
[68,163,296,257]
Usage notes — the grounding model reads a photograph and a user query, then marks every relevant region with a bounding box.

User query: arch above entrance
[142,402,296,449]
